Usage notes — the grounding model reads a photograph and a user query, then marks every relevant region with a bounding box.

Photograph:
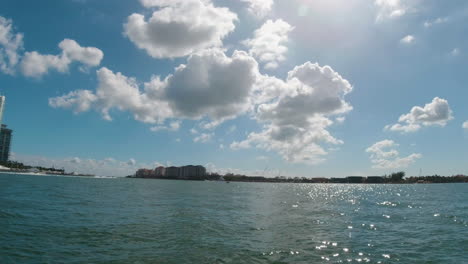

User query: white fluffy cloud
[51,52,354,165]
[375,0,407,21]
[124,0,237,58]
[400,35,415,44]
[158,49,259,120]
[59,39,104,66]
[0,16,23,75]
[46,40,360,167]
[49,90,98,113]
[50,67,173,123]
[50,49,259,126]
[21,39,103,78]
[366,140,422,169]
[463,121,468,130]
[240,0,273,18]
[1,17,103,77]
[243,19,293,70]
[385,97,453,133]
[232,62,353,164]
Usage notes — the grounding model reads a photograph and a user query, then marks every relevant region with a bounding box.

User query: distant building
[347,176,365,183]
[165,166,180,178]
[155,166,165,177]
[0,124,12,162]
[136,165,207,180]
[180,165,206,179]
[136,168,154,178]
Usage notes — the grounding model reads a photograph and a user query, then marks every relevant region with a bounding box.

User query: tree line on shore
[132,170,468,184]
[379,172,468,183]
[0,160,65,173]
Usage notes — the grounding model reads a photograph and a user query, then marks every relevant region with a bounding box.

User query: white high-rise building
[0,96,12,162]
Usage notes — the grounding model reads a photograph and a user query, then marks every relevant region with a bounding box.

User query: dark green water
[1,173,467,263]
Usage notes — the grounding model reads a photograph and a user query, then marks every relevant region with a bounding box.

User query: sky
[0,0,467,177]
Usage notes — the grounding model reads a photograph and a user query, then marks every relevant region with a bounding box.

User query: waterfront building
[155,166,165,177]
[136,168,154,178]
[0,124,12,162]
[180,165,207,179]
[136,165,207,179]
[165,166,180,178]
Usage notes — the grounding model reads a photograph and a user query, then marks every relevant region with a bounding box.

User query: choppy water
[1,173,467,263]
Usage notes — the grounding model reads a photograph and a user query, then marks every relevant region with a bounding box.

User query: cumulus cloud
[232,62,353,164]
[375,0,407,21]
[59,39,104,66]
[400,35,415,44]
[0,16,23,75]
[159,49,259,120]
[21,39,103,78]
[240,0,273,18]
[366,139,421,169]
[1,17,102,77]
[49,90,98,113]
[124,0,237,58]
[21,52,69,77]
[243,19,294,70]
[50,67,173,123]
[463,121,468,130]
[51,53,354,165]
[50,49,259,126]
[385,97,453,133]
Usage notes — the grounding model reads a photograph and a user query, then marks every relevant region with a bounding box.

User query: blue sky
[0,0,467,177]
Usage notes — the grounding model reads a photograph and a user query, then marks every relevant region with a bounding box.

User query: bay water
[1,173,467,263]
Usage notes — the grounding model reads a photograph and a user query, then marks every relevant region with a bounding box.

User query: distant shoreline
[1,171,465,184]
[0,170,94,177]
[128,175,468,184]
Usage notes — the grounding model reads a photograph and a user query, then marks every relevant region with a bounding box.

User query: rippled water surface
[1,173,467,263]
